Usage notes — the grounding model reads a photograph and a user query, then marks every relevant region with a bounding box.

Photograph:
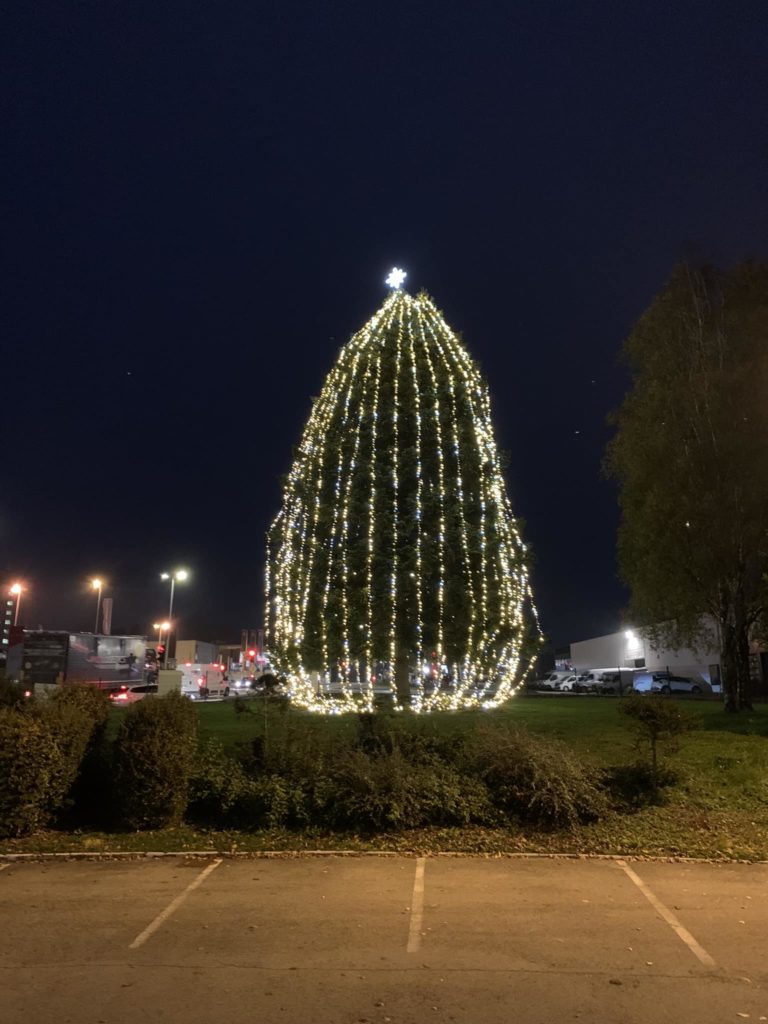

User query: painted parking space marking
[616,859,717,968]
[0,863,9,873]
[129,859,222,949]
[406,857,426,953]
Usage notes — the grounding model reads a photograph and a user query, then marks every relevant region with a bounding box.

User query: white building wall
[643,637,720,683]
[570,632,623,671]
[175,639,219,665]
[571,620,721,685]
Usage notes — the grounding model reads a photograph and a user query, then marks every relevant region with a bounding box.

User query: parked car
[571,671,601,693]
[228,674,255,691]
[556,674,580,692]
[573,669,635,694]
[591,671,624,694]
[536,671,573,691]
[109,682,158,704]
[633,672,710,695]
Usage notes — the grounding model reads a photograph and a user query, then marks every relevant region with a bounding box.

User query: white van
[578,668,636,694]
[537,671,573,691]
[179,663,230,701]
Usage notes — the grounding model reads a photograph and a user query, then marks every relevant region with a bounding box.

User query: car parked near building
[556,673,581,691]
[535,671,573,691]
[633,672,710,695]
[569,671,597,693]
[109,682,158,704]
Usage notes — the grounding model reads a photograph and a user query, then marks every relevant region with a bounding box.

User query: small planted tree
[620,695,696,792]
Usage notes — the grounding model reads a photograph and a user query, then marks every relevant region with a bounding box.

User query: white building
[570,624,722,689]
[175,639,220,666]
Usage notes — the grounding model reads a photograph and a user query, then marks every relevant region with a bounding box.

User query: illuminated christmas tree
[267,269,539,712]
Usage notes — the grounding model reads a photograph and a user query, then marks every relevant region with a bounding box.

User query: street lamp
[9,583,23,627]
[91,578,103,634]
[160,570,189,665]
[153,621,171,648]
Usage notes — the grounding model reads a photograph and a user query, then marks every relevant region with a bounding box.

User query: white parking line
[616,859,717,968]
[0,864,9,873]
[406,857,426,953]
[129,859,222,949]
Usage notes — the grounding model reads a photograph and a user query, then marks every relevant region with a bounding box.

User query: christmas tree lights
[266,272,540,712]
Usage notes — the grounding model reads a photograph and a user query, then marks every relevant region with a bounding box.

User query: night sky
[4,1,767,647]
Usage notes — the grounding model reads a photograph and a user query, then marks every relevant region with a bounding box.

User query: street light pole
[160,570,188,667]
[168,577,176,626]
[10,584,22,627]
[92,579,103,634]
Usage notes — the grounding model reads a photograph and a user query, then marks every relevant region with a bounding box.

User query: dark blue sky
[3,0,767,645]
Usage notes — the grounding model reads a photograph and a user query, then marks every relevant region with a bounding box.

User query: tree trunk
[720,614,753,712]
[394,654,412,708]
[650,736,658,793]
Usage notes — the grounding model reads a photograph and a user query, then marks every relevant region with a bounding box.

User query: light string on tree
[266,273,540,713]
[406,299,425,709]
[389,300,403,706]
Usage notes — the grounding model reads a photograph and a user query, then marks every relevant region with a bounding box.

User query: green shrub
[0,679,28,709]
[620,694,697,790]
[41,687,112,797]
[354,712,456,762]
[243,712,351,780]
[601,762,678,809]
[465,724,607,830]
[187,739,252,826]
[0,686,113,835]
[46,686,112,826]
[237,774,314,829]
[355,711,397,752]
[0,708,69,837]
[48,684,111,725]
[239,728,332,829]
[188,741,315,830]
[113,692,197,829]
[323,746,496,831]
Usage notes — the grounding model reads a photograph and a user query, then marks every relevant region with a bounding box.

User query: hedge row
[0,691,613,837]
[0,690,197,837]
[0,686,110,836]
[0,691,688,838]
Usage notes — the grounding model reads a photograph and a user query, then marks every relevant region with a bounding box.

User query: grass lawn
[5,696,767,860]
[194,692,768,752]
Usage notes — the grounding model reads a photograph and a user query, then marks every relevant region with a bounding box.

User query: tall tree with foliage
[607,261,768,711]
[267,271,539,712]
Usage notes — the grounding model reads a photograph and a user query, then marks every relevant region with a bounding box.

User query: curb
[1,849,764,864]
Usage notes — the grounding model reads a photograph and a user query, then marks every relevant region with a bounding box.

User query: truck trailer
[6,631,147,693]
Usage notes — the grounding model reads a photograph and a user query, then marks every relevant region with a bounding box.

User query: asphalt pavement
[0,855,766,1024]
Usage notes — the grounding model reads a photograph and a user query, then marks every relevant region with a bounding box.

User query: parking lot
[0,855,766,1023]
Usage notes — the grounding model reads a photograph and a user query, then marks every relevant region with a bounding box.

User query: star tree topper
[385,267,407,289]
